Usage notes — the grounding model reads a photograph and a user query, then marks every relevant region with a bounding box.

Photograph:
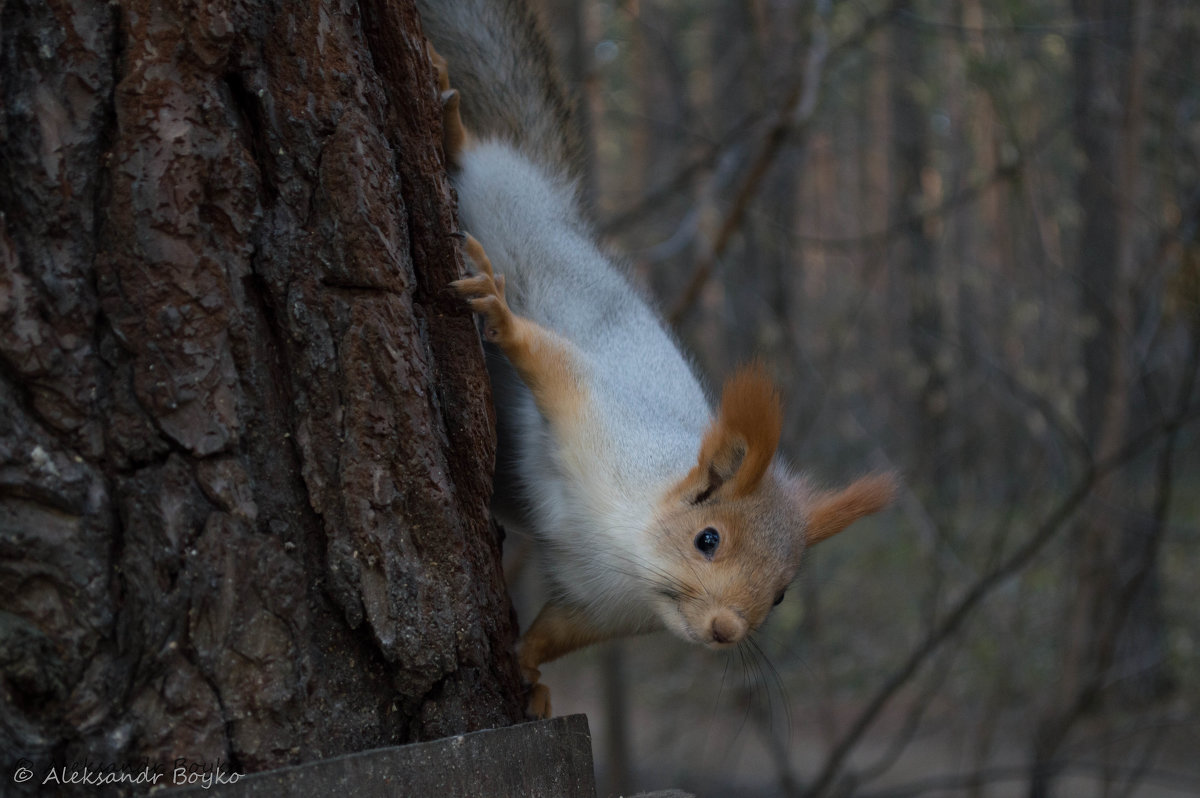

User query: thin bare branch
[666,2,832,326]
[800,396,1200,798]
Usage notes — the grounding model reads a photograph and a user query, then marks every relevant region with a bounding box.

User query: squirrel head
[649,362,896,649]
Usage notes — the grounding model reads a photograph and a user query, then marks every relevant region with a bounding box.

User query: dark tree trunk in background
[1063,0,1165,707]
[1031,2,1168,795]
[889,0,948,488]
[0,0,524,783]
[1064,0,1170,712]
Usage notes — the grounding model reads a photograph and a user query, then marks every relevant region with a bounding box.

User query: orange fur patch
[806,472,897,545]
[696,362,783,497]
[518,602,611,719]
[519,602,611,672]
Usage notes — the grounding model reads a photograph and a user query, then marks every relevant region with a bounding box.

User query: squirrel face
[648,364,896,649]
[650,475,803,647]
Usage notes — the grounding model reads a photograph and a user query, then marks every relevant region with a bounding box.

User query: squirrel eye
[773,589,787,607]
[694,527,720,558]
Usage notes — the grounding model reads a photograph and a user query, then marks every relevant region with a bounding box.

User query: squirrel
[417,0,896,718]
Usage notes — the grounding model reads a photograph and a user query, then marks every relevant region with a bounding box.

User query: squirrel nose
[710,611,746,644]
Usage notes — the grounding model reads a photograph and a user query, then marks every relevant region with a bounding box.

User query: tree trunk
[0,0,524,784]
[890,0,947,485]
[1030,1,1168,794]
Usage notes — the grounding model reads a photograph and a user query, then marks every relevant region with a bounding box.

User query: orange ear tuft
[694,362,783,498]
[806,472,897,546]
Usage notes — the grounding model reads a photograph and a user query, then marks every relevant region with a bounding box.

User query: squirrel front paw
[451,234,516,345]
[453,238,584,425]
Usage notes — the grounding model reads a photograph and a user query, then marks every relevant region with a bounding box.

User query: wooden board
[164,715,597,798]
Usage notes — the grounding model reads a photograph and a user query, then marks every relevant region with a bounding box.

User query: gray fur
[417,1,716,633]
[415,0,582,177]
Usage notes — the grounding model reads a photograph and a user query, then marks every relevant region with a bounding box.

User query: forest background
[523,0,1200,795]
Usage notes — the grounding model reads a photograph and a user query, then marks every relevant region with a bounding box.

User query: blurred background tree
[528,1,1200,795]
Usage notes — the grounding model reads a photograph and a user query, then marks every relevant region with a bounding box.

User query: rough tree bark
[0,0,525,785]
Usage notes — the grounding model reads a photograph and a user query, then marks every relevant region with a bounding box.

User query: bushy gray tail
[415,0,581,179]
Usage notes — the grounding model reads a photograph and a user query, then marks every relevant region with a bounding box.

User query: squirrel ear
[687,362,783,502]
[805,473,897,546]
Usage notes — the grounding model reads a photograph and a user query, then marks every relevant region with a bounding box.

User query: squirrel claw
[440,88,467,163]
[426,41,469,166]
[427,41,450,91]
[520,661,553,719]
[463,234,496,280]
[452,235,515,343]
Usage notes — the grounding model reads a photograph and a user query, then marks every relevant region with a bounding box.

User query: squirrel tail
[415,0,583,179]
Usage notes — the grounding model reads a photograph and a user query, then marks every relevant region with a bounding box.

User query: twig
[854,645,960,788]
[666,2,831,326]
[799,399,1200,798]
[1028,307,1200,792]
[664,1,901,325]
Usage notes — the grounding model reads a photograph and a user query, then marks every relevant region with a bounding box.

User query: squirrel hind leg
[528,683,553,720]
[425,40,470,166]
[517,601,613,719]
